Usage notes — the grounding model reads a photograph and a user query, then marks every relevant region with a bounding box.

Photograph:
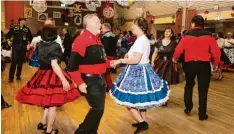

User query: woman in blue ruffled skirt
[110,17,170,134]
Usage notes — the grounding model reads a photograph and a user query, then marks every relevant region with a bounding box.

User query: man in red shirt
[68,14,115,134]
[173,15,221,120]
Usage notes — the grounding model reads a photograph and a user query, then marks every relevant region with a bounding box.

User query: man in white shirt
[31,18,64,52]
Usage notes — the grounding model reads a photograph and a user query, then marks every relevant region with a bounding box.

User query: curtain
[185,9,197,30]
[146,16,153,34]
[5,1,24,29]
[175,11,183,35]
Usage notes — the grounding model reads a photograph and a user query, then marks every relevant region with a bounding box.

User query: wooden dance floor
[1,63,234,134]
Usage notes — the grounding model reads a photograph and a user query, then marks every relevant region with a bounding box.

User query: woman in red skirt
[16,25,80,134]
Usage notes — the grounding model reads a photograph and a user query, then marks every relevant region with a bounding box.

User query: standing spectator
[100,23,117,91]
[6,17,32,82]
[62,28,73,67]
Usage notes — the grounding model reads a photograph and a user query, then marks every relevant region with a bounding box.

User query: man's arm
[173,36,185,61]
[209,37,221,66]
[67,38,86,86]
[6,28,14,40]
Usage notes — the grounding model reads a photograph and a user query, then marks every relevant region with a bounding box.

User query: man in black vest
[6,17,32,82]
[62,28,73,67]
[100,23,117,91]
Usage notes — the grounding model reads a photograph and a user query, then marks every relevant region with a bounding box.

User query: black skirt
[153,59,184,85]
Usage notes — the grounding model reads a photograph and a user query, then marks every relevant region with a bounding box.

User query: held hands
[78,83,87,94]
[110,59,122,68]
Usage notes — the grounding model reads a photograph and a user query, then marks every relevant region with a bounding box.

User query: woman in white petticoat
[110,17,170,134]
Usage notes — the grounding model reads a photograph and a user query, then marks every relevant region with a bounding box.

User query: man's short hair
[191,15,205,27]
[83,13,98,28]
[103,23,111,30]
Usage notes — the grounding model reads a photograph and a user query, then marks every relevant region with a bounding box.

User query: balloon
[128,0,134,5]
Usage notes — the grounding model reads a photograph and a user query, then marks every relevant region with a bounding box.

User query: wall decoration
[231,13,234,18]
[103,7,114,19]
[177,8,182,12]
[116,0,134,7]
[32,0,47,13]
[73,4,82,12]
[85,0,102,11]
[38,13,48,22]
[24,7,33,18]
[60,0,76,5]
[74,13,82,26]
[114,17,125,29]
[53,11,61,19]
[232,6,234,18]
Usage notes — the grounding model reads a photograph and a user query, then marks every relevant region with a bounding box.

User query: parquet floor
[1,63,234,134]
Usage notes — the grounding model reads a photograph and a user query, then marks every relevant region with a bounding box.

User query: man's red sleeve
[173,37,185,60]
[68,38,85,86]
[209,37,221,66]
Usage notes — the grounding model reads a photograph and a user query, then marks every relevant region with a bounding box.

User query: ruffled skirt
[16,69,80,107]
[153,59,184,85]
[110,64,170,109]
[222,48,234,64]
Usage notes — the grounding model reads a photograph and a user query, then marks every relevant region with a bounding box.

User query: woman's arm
[151,48,158,67]
[228,39,234,46]
[51,59,70,91]
[116,52,142,65]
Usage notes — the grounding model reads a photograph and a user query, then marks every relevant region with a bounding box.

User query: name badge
[163,56,167,60]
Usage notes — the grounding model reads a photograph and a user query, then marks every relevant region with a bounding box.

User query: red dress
[16,41,80,107]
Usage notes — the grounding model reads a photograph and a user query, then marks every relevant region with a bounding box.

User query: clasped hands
[110,59,122,68]
[78,58,125,94]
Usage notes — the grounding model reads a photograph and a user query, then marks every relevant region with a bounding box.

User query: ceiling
[115,0,234,19]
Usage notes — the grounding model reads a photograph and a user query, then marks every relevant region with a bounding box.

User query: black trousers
[183,61,211,116]
[9,47,26,80]
[75,75,106,134]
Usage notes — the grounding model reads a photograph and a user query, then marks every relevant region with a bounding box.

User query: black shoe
[37,122,47,130]
[16,77,21,80]
[8,79,13,83]
[184,109,191,115]
[132,122,140,127]
[199,114,208,121]
[1,102,11,109]
[134,121,149,134]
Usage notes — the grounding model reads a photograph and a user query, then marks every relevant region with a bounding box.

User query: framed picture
[38,13,48,22]
[24,7,33,18]
[74,13,82,26]
[53,11,61,19]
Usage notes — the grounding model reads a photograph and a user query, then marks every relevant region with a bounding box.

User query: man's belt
[81,73,103,77]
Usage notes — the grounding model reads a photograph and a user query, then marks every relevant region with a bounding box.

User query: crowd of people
[1,14,233,134]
